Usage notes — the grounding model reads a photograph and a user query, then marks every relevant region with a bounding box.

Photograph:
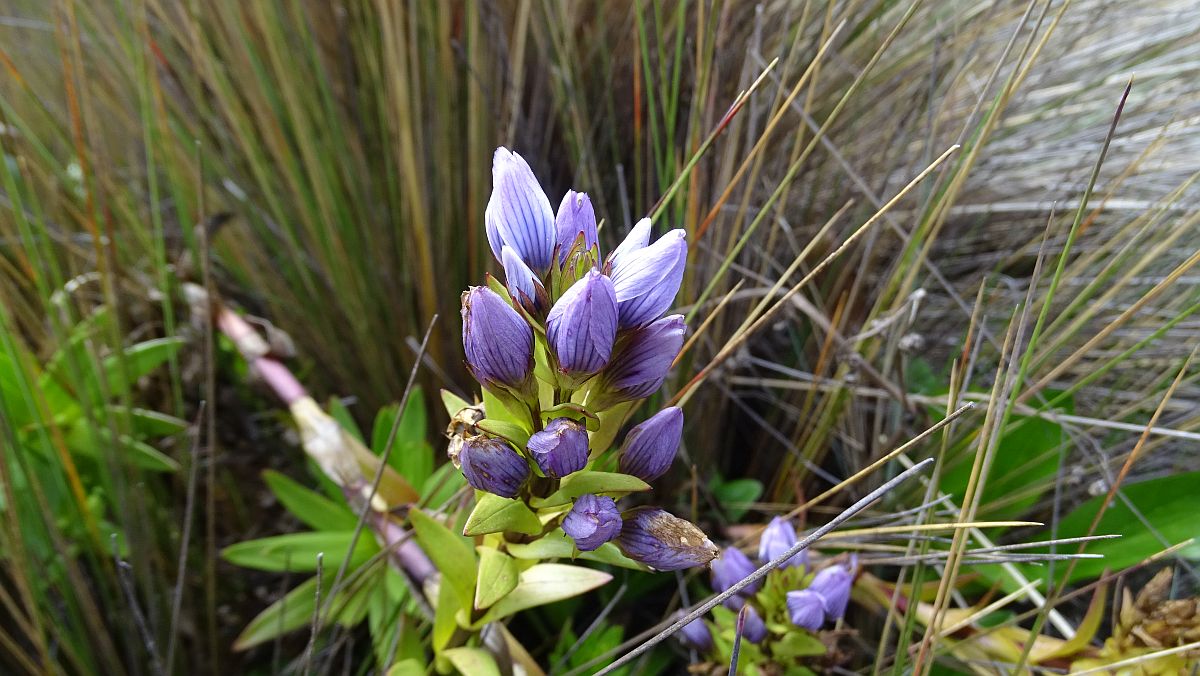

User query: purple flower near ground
[526,417,589,479]
[617,406,683,482]
[594,314,685,408]
[561,494,622,551]
[741,606,768,644]
[485,147,556,273]
[786,589,826,631]
[458,436,530,499]
[614,508,718,571]
[555,190,598,261]
[808,562,854,620]
[609,228,687,328]
[677,613,713,652]
[546,270,618,378]
[461,286,534,394]
[759,516,807,568]
[710,546,761,599]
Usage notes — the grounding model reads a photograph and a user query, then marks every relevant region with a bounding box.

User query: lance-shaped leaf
[410,509,477,610]
[463,493,543,536]
[505,528,648,571]
[531,470,651,508]
[474,548,519,610]
[221,531,377,572]
[482,564,611,623]
[263,469,357,532]
[442,647,501,676]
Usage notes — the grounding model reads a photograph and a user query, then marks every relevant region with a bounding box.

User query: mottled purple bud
[741,606,768,644]
[594,315,685,409]
[561,494,622,551]
[614,508,718,571]
[527,417,589,479]
[546,270,618,378]
[458,436,530,499]
[485,147,556,273]
[618,407,683,482]
[461,287,534,393]
[609,228,687,328]
[710,546,761,600]
[607,218,651,273]
[500,246,544,310]
[809,563,854,621]
[759,516,807,568]
[675,612,713,652]
[786,589,825,630]
[555,190,598,262]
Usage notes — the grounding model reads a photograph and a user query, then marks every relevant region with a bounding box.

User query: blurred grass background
[1,0,1198,673]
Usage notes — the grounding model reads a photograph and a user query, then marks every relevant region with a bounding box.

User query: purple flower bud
[501,246,544,310]
[594,315,685,408]
[546,270,618,378]
[555,190,598,262]
[561,494,621,551]
[461,286,534,394]
[786,589,825,630]
[527,417,589,479]
[485,147,556,273]
[759,516,807,569]
[609,228,687,328]
[710,546,761,599]
[458,436,530,499]
[618,407,683,482]
[676,614,713,652]
[614,508,718,571]
[606,218,651,273]
[809,563,854,621]
[740,606,768,644]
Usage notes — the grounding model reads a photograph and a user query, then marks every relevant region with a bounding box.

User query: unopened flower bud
[546,270,618,378]
[459,436,530,499]
[809,562,854,621]
[741,606,767,644]
[786,589,825,630]
[711,546,761,602]
[617,407,682,482]
[461,286,534,395]
[561,494,621,551]
[614,508,718,571]
[485,147,556,273]
[555,190,598,262]
[606,218,651,273]
[609,228,687,328]
[527,417,589,479]
[676,613,713,652]
[501,246,544,311]
[593,315,685,409]
[759,516,807,568]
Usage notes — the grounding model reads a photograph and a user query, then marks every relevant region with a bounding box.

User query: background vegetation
[1,0,1197,673]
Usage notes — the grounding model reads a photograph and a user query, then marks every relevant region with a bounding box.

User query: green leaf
[442,647,500,676]
[432,577,460,651]
[221,531,378,572]
[63,420,180,472]
[475,418,531,447]
[96,337,186,406]
[474,548,518,610]
[385,660,425,676]
[421,461,467,508]
[941,413,1066,521]
[232,571,374,650]
[463,493,543,536]
[103,406,187,436]
[1032,472,1200,582]
[482,564,611,622]
[441,389,472,419]
[372,392,435,486]
[589,401,637,455]
[508,530,647,571]
[409,508,477,609]
[532,471,651,507]
[710,477,763,522]
[263,469,357,531]
[772,631,827,659]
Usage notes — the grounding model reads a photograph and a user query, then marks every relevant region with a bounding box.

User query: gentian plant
[678,516,857,674]
[418,147,718,672]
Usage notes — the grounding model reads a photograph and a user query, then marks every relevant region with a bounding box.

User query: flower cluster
[678,516,857,666]
[453,147,716,571]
